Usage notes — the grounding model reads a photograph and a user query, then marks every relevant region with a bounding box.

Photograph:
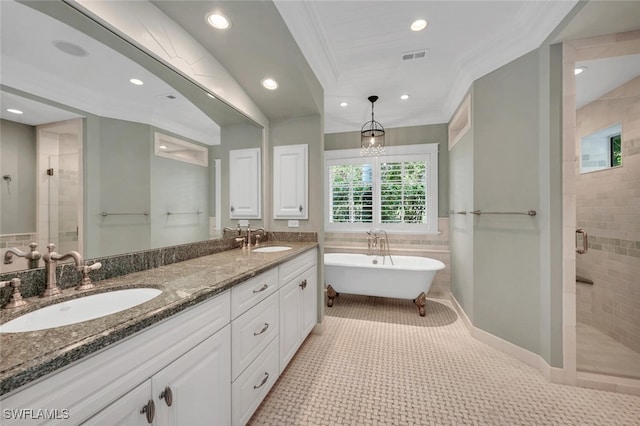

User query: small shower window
[580,123,622,173]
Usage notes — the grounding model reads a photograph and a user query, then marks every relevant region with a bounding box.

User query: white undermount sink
[0,288,162,333]
[252,246,292,253]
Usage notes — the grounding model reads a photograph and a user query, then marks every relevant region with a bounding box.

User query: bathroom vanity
[0,243,318,425]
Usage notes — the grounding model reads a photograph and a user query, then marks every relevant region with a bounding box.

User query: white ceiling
[575,54,640,109]
[0,0,221,145]
[149,1,640,136]
[6,1,638,140]
[274,0,579,134]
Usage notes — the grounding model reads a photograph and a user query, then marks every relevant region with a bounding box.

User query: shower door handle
[576,229,588,254]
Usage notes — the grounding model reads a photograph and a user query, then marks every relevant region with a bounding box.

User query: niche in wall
[448,93,471,151]
[154,132,208,167]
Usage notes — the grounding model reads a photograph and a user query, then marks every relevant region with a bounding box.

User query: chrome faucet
[4,242,41,269]
[366,228,394,265]
[253,227,266,247]
[0,278,27,309]
[41,244,102,296]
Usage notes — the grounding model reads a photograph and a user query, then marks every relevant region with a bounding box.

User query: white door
[229,148,261,219]
[153,325,231,426]
[273,144,307,219]
[279,279,301,372]
[300,266,318,337]
[82,381,152,426]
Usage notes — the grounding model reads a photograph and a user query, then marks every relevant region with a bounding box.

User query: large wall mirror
[0,0,263,273]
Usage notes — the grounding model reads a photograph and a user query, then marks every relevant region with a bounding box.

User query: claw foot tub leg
[326,285,337,307]
[413,292,427,316]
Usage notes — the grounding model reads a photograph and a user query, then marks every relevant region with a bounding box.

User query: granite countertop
[0,242,318,396]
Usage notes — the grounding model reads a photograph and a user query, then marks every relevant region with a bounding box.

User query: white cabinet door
[273,144,307,219]
[279,278,301,372]
[153,325,231,426]
[82,381,152,426]
[229,148,261,219]
[84,326,231,426]
[300,265,318,337]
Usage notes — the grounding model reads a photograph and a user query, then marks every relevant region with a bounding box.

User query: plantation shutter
[328,163,373,224]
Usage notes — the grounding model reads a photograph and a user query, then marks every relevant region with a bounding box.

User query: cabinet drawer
[232,337,279,426]
[231,268,278,319]
[278,248,317,287]
[232,292,279,380]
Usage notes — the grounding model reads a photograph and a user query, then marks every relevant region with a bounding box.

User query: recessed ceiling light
[206,13,230,30]
[340,102,348,107]
[159,145,168,150]
[129,78,144,86]
[53,40,88,57]
[206,92,216,99]
[261,78,278,90]
[6,108,23,115]
[410,19,427,32]
[400,94,410,100]
[574,66,588,75]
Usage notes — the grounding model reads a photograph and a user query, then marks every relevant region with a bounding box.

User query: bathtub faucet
[366,229,394,265]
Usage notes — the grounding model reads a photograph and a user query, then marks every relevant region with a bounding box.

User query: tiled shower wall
[324,218,451,298]
[575,76,640,354]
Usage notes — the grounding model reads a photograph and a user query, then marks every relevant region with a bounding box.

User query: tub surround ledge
[0,241,318,396]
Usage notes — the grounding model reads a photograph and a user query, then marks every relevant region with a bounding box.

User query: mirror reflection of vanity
[0,0,264,273]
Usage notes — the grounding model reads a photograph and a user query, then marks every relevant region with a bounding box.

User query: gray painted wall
[96,117,151,256]
[449,39,567,367]
[0,119,36,235]
[325,123,450,217]
[472,50,542,356]
[150,133,210,249]
[85,117,216,257]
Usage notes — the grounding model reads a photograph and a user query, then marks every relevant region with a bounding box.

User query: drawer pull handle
[299,279,307,290]
[254,372,270,389]
[253,284,268,294]
[254,323,269,336]
[140,399,155,424]
[160,386,173,407]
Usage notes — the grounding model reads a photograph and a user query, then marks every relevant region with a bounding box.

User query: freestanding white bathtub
[324,253,445,316]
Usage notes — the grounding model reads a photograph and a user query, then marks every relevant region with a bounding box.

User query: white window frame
[325,144,439,234]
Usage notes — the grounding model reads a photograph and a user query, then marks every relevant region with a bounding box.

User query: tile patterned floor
[250,295,640,426]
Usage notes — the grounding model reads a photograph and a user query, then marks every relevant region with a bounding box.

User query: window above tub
[325,144,438,234]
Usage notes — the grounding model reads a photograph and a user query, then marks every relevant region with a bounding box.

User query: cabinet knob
[230,205,235,212]
[299,205,303,212]
[140,399,155,424]
[160,386,173,407]
[253,323,269,336]
[299,279,307,290]
[253,372,270,389]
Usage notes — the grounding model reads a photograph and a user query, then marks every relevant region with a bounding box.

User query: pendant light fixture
[360,95,385,156]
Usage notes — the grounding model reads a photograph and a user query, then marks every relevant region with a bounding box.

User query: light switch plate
[288,220,299,228]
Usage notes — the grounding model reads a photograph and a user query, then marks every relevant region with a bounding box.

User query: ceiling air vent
[401,49,429,62]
